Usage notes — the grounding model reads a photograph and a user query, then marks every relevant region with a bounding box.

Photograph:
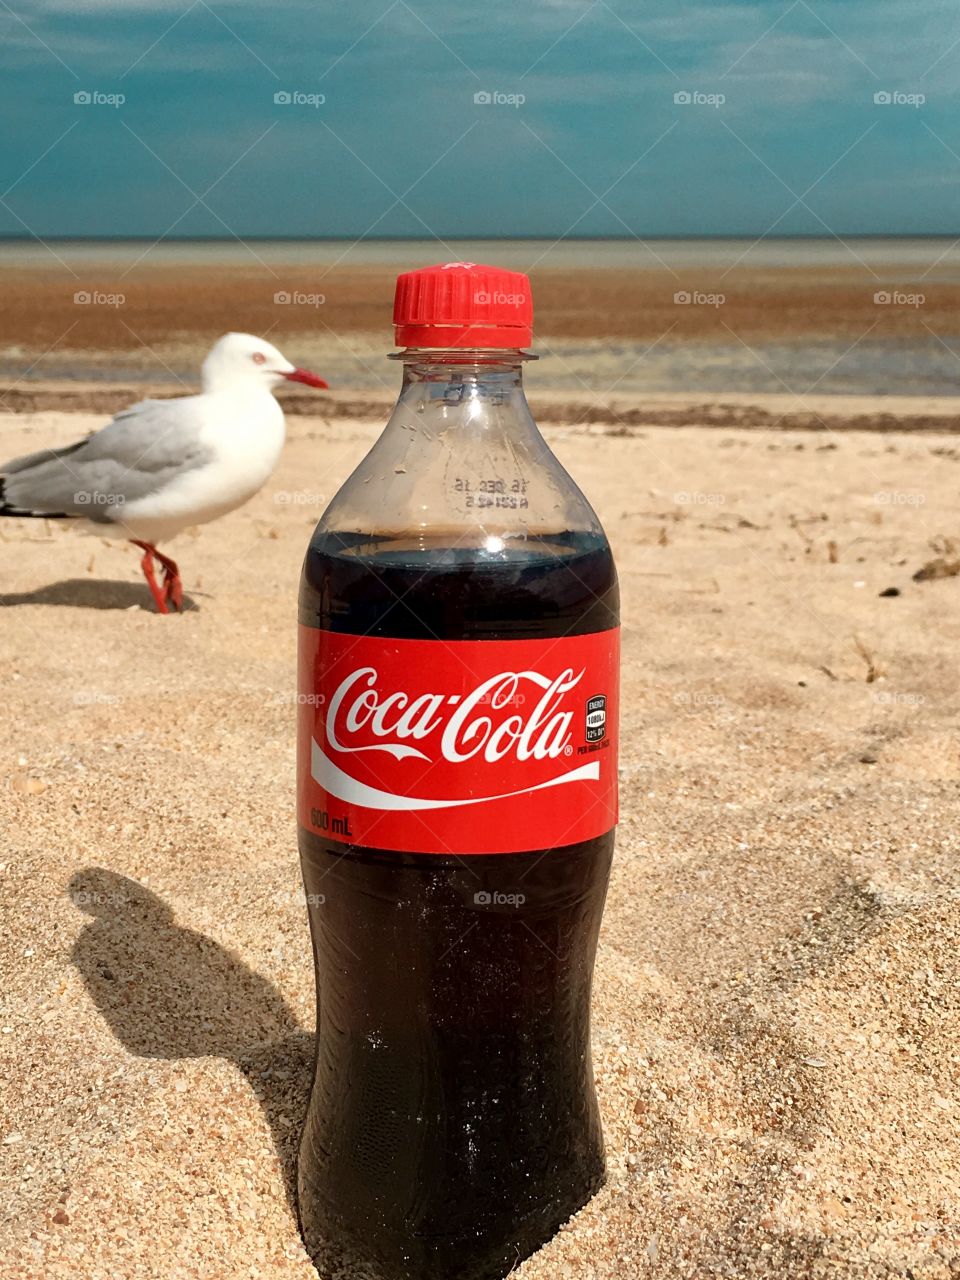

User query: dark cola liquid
[297,529,618,1280]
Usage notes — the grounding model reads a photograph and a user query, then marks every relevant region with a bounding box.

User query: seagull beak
[282,367,329,389]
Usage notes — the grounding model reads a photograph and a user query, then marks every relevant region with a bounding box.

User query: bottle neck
[391,348,533,415]
[395,347,532,380]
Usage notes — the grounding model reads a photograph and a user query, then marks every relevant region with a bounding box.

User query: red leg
[130,540,170,615]
[152,547,183,612]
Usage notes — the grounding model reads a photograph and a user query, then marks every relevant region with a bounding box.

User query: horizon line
[1,233,959,244]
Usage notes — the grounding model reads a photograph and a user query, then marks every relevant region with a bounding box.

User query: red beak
[283,367,329,389]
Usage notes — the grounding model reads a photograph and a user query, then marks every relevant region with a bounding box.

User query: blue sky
[1,0,958,238]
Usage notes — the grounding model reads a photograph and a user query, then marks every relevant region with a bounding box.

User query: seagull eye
[251,352,267,365]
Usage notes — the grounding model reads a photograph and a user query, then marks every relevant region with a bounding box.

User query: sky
[0,0,958,239]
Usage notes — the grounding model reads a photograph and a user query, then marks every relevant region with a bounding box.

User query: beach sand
[0,261,955,360]
[4,253,959,398]
[2,403,959,1278]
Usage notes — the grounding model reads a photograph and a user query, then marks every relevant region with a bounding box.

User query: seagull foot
[155,548,183,612]
[131,540,182,614]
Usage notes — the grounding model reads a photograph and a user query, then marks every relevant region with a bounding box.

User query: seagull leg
[153,547,184,612]
[130,540,170,615]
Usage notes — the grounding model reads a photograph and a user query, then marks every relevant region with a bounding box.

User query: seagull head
[201,332,329,395]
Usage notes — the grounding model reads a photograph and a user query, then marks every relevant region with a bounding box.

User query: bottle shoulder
[315,383,604,546]
[302,370,617,638]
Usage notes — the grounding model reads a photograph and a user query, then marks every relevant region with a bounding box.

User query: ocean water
[4,235,960,274]
[2,238,960,395]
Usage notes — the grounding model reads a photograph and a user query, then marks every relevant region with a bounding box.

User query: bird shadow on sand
[68,868,313,1219]
[1,578,201,611]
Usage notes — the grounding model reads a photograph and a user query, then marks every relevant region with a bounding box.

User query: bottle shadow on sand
[68,868,313,1217]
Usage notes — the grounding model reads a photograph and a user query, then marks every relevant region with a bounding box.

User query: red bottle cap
[393,262,533,349]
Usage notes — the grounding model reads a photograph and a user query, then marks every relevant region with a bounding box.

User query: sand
[2,402,959,1279]
[0,262,955,362]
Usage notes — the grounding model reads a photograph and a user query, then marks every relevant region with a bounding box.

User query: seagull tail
[0,438,88,520]
[0,476,70,519]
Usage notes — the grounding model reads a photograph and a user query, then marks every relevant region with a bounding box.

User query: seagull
[0,333,328,613]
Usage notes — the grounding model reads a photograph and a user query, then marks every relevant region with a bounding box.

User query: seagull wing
[0,396,215,523]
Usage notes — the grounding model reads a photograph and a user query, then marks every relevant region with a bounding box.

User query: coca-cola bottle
[297,262,619,1280]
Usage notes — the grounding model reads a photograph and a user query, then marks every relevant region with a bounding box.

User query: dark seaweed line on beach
[2,384,959,434]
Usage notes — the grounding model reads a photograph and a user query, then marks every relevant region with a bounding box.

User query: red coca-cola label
[297,627,619,854]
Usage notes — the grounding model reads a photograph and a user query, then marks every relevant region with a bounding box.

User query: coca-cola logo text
[325,666,584,765]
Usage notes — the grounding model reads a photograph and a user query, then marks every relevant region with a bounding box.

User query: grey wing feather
[0,397,214,523]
